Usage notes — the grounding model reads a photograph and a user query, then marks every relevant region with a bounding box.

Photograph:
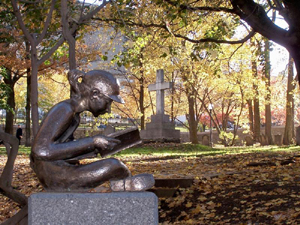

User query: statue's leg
[110,173,155,192]
[42,158,131,191]
[75,158,131,188]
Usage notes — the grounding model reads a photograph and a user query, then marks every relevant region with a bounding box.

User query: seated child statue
[30,69,154,192]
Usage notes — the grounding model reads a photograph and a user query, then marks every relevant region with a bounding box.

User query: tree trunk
[247,99,254,134]
[187,92,198,144]
[264,38,273,144]
[3,69,15,135]
[283,55,295,145]
[139,77,145,130]
[252,60,261,141]
[25,69,31,147]
[171,71,175,122]
[5,88,15,135]
[25,41,31,146]
[61,0,76,70]
[30,49,39,138]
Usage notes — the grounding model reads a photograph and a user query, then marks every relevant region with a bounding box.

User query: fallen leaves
[1,148,300,224]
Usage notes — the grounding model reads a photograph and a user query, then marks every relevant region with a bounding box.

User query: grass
[2,144,300,158]
[0,145,32,155]
[116,144,300,158]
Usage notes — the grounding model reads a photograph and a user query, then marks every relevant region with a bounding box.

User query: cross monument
[140,69,180,142]
[148,69,172,115]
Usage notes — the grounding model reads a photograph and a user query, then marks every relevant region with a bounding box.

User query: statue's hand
[93,135,121,153]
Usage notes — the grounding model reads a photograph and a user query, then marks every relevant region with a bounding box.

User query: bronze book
[100,126,142,157]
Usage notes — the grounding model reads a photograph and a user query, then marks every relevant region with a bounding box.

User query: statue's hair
[67,69,85,99]
[68,69,120,101]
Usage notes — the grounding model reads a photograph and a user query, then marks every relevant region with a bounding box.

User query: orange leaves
[2,147,300,224]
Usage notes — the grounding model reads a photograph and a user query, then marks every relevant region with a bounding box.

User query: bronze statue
[30,70,154,192]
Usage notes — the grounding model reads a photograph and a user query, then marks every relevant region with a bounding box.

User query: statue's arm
[34,137,96,161]
[32,102,97,161]
[34,135,119,161]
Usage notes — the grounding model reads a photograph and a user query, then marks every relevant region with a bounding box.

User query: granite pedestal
[140,114,180,142]
[28,192,158,225]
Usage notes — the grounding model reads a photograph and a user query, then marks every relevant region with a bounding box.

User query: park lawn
[1,143,300,157]
[1,143,300,224]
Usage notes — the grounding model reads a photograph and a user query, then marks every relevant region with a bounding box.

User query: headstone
[202,134,209,146]
[274,134,282,146]
[150,178,194,198]
[296,126,300,145]
[103,125,115,135]
[29,192,158,225]
[244,136,254,146]
[259,134,268,146]
[141,69,180,142]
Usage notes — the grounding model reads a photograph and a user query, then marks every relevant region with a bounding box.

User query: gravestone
[103,125,115,135]
[141,69,180,142]
[244,136,254,146]
[29,192,158,225]
[274,134,282,146]
[202,134,209,146]
[259,134,268,146]
[296,126,300,145]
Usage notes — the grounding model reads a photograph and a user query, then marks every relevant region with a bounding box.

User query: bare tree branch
[171,29,256,44]
[38,37,65,65]
[37,0,57,44]
[11,0,35,44]
[163,0,236,14]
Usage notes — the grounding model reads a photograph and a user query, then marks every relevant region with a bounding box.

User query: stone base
[141,114,180,142]
[296,126,300,145]
[29,192,158,225]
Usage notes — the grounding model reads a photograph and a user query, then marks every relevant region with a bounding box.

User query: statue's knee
[109,158,125,168]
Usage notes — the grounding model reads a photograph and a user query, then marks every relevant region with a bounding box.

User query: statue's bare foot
[110,174,155,192]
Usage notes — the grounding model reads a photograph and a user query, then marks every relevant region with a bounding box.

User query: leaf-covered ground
[1,144,300,224]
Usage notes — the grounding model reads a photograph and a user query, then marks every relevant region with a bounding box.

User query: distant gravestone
[140,69,180,142]
[274,134,282,146]
[259,134,268,146]
[103,125,115,136]
[296,126,300,145]
[202,135,209,146]
[245,136,254,146]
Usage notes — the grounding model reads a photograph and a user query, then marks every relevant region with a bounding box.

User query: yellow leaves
[282,173,293,181]
[198,195,207,202]
[2,147,300,224]
[205,212,215,219]
[167,201,175,208]
[185,202,193,208]
[190,205,202,214]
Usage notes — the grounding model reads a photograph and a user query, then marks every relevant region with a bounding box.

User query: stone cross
[148,69,172,115]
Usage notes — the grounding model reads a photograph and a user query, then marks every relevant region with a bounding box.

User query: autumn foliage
[1,144,300,224]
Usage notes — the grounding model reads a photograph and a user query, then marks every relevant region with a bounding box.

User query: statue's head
[68,69,124,116]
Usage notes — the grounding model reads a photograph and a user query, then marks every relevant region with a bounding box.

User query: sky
[269,15,291,77]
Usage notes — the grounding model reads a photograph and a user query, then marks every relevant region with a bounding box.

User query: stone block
[296,126,300,145]
[202,135,209,146]
[141,114,180,142]
[29,192,158,225]
[244,136,254,146]
[146,122,175,130]
[274,134,282,146]
[150,114,170,123]
[141,129,180,142]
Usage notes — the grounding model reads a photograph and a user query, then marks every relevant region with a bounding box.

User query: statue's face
[88,83,113,117]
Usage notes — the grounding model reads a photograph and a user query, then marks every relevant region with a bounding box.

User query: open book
[100,126,142,157]
[66,127,141,162]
